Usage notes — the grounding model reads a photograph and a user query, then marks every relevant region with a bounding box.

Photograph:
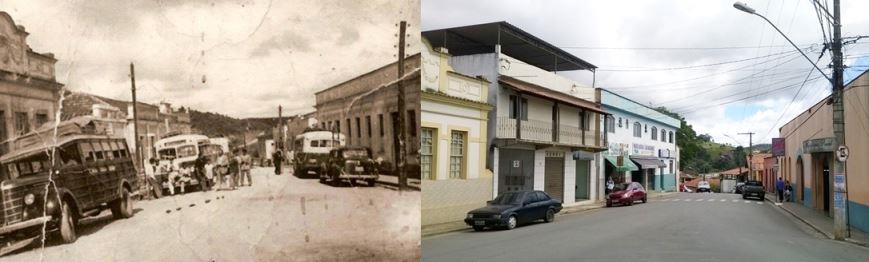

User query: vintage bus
[292,128,345,178]
[154,134,217,190]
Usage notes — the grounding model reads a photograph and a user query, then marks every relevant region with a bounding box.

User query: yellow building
[420,39,493,226]
[778,70,869,233]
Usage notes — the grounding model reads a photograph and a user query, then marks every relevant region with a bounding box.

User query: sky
[422,0,869,145]
[2,0,420,118]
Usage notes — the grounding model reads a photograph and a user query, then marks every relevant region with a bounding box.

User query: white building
[423,22,608,205]
[598,89,680,192]
[420,39,494,225]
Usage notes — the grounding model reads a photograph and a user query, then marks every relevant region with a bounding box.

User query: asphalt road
[422,192,869,262]
[4,167,420,261]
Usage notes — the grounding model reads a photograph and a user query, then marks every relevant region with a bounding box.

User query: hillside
[189,110,285,138]
[654,107,749,174]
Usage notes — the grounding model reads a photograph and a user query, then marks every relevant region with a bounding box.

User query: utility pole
[395,21,408,191]
[738,132,754,181]
[830,0,849,240]
[130,63,143,173]
[278,105,283,155]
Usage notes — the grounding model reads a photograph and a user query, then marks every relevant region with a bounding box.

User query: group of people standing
[200,148,253,191]
[775,177,794,203]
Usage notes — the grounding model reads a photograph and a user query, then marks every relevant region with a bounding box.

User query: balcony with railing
[496,117,604,149]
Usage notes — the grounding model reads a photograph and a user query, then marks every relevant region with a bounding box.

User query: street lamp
[732,2,831,83]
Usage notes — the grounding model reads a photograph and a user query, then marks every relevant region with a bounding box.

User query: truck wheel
[110,187,135,219]
[58,200,78,243]
[367,179,376,187]
[472,226,485,231]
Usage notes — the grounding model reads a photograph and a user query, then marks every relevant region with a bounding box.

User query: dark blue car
[464,190,563,231]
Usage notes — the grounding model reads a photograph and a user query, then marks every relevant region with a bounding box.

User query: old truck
[0,118,137,256]
[292,128,345,178]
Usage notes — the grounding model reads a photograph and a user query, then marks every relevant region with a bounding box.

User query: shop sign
[803,137,835,153]
[772,138,786,156]
[632,143,654,156]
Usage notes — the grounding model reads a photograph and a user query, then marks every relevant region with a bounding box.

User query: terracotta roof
[499,75,605,114]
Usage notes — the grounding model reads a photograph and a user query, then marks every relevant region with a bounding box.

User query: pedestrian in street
[239,148,253,186]
[195,152,210,191]
[216,151,230,190]
[606,177,615,195]
[775,177,785,203]
[229,151,239,190]
[272,150,283,175]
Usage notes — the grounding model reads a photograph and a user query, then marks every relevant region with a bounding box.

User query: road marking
[707,199,715,202]
[744,201,751,203]
[684,199,691,202]
[661,199,671,202]
[756,202,763,205]
[672,199,680,201]
[732,200,739,202]
[720,199,727,202]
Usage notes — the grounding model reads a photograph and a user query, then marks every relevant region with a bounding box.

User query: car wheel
[642,196,647,203]
[58,200,78,243]
[544,209,555,223]
[760,194,765,200]
[505,215,517,230]
[742,195,747,199]
[472,226,485,232]
[626,199,633,206]
[606,200,612,207]
[110,187,134,219]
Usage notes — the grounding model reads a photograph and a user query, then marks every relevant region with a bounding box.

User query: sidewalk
[422,191,678,237]
[376,175,421,191]
[764,193,869,247]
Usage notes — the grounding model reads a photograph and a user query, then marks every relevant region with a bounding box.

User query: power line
[671,76,823,113]
[596,49,799,72]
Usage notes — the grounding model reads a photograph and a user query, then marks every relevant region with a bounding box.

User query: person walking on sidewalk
[606,177,615,195]
[775,177,785,203]
[785,180,793,202]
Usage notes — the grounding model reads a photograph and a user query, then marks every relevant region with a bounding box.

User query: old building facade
[420,39,493,225]
[777,70,869,234]
[313,54,421,177]
[0,12,63,155]
[598,89,680,193]
[423,22,607,205]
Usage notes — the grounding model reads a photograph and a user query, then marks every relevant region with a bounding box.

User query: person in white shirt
[606,177,615,194]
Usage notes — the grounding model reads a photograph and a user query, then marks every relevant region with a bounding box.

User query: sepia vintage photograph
[0,0,420,261]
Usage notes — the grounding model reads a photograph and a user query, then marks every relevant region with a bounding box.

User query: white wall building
[423,22,608,205]
[598,89,680,192]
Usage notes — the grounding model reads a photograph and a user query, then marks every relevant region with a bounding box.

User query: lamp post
[733,1,848,240]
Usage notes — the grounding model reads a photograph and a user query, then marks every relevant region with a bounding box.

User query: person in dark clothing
[228,152,239,190]
[272,150,283,175]
[785,180,793,202]
[775,177,785,203]
[194,153,210,191]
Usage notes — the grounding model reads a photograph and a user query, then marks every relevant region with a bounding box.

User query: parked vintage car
[464,190,562,231]
[0,119,137,256]
[606,182,647,207]
[321,147,379,186]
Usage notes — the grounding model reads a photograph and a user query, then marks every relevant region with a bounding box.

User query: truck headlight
[493,214,501,219]
[308,159,317,163]
[24,193,35,205]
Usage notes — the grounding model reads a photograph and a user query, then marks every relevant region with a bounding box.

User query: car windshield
[699,181,710,186]
[342,149,369,158]
[490,192,524,205]
[177,145,197,158]
[746,181,762,186]
[3,153,52,181]
[614,183,629,191]
[158,148,177,160]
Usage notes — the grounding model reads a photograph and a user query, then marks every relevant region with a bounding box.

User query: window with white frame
[669,131,674,143]
[661,129,666,142]
[633,122,641,138]
[421,128,435,180]
[449,131,466,179]
[651,126,658,140]
[606,115,615,133]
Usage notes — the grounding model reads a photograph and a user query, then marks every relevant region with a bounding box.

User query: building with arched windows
[597,89,680,192]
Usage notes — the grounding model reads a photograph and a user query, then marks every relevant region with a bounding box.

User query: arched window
[633,122,642,138]
[661,129,666,142]
[618,117,623,127]
[651,126,658,140]
[606,115,615,133]
[668,131,674,143]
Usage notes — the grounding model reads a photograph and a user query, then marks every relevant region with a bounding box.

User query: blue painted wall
[803,188,813,208]
[849,201,869,234]
[662,174,676,191]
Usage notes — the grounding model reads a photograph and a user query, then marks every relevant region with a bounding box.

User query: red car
[606,182,647,207]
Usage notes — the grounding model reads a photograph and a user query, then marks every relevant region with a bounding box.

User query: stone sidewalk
[764,193,869,247]
[422,191,677,237]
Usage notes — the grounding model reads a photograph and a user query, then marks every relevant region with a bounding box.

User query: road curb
[375,180,420,191]
[763,194,869,247]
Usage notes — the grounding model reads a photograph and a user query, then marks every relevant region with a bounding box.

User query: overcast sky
[422,0,869,145]
[4,0,419,118]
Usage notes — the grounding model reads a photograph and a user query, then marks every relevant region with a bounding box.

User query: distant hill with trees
[654,107,752,174]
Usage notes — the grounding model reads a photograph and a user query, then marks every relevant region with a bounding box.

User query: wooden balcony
[495,117,605,150]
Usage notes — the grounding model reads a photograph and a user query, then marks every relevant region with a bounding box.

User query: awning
[604,155,638,173]
[630,156,666,169]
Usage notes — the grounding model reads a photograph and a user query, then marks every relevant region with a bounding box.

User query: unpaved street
[4,167,420,261]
